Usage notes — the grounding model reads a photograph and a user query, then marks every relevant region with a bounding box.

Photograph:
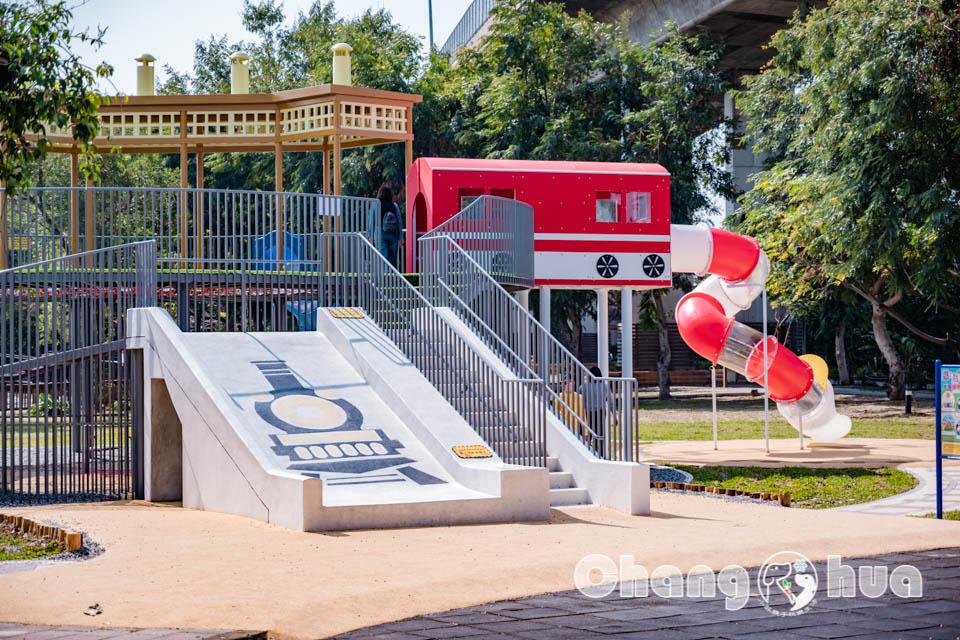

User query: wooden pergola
[9,83,422,266]
[38,82,421,194]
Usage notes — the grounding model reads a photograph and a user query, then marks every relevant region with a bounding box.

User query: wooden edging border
[650,482,791,507]
[0,513,84,551]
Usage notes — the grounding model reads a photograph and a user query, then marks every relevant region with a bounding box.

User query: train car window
[596,192,619,222]
[625,192,651,223]
[459,188,484,212]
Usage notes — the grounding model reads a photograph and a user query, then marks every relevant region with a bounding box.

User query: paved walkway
[0,626,263,639]
[336,548,960,639]
[834,467,960,516]
[637,438,949,469]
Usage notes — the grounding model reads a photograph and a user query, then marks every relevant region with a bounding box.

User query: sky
[68,0,474,94]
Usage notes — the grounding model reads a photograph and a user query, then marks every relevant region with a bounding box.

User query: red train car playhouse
[405,157,672,288]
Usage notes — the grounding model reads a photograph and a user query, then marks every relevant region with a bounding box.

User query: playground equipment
[671,225,851,442]
[408,157,852,444]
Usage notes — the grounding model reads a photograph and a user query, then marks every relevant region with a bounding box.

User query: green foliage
[437,1,734,355]
[734,0,960,395]
[671,465,917,509]
[158,1,422,197]
[0,532,62,562]
[0,0,113,191]
[29,394,69,417]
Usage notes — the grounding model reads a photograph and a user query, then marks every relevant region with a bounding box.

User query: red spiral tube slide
[674,228,813,404]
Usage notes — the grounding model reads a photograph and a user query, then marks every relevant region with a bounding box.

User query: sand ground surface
[1,495,958,639]
[637,437,958,468]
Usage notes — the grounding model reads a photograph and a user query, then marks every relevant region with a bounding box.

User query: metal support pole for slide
[797,402,804,450]
[597,288,609,377]
[763,285,770,454]
[620,287,633,379]
[540,286,551,380]
[711,365,718,450]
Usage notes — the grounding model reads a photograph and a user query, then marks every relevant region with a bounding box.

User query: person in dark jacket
[377,185,402,269]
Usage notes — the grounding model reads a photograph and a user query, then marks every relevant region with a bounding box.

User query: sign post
[936,360,960,519]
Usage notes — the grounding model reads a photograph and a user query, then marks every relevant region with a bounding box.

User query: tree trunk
[652,291,672,401]
[871,302,904,400]
[835,320,851,385]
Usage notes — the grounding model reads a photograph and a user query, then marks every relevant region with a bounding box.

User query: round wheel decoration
[596,254,619,279]
[642,254,666,278]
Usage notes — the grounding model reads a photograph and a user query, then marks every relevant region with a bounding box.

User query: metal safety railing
[441,0,494,55]
[156,256,325,333]
[416,195,534,289]
[0,241,157,499]
[420,234,637,461]
[321,232,546,467]
[1,187,379,268]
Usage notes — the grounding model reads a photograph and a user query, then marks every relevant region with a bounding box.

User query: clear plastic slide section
[671,224,851,442]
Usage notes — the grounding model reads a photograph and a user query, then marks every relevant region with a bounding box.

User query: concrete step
[549,487,591,507]
[549,471,575,489]
[546,456,561,472]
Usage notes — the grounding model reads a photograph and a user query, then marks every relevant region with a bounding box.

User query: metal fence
[321,233,546,467]
[420,235,638,462]
[0,241,157,499]
[417,195,535,289]
[2,187,379,268]
[156,256,325,333]
[441,0,494,55]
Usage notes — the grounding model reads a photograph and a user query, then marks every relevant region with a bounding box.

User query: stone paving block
[669,620,777,638]
[899,626,960,640]
[373,619,454,633]
[533,613,621,630]
[796,623,883,638]
[881,600,960,619]
[488,606,573,620]
[734,613,833,631]
[421,613,512,626]
[729,632,816,640]
[592,602,710,621]
[513,627,609,640]
[850,614,941,632]
[406,625,487,639]
[597,629,706,640]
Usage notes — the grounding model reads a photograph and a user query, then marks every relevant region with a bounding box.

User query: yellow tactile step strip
[0,512,83,552]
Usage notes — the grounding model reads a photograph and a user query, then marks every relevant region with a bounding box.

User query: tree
[736,0,960,399]
[441,2,735,395]
[158,1,422,198]
[0,0,112,192]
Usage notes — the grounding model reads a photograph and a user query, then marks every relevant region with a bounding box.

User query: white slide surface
[127,308,548,530]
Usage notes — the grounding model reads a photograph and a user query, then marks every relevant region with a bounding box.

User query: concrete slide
[126,308,547,531]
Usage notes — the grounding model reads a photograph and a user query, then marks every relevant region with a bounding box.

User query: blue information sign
[935,360,960,518]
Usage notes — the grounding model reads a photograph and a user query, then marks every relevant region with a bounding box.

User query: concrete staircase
[547,455,591,507]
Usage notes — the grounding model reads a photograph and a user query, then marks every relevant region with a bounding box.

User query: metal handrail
[0,240,157,499]
[3,187,379,268]
[418,195,534,288]
[321,232,546,467]
[441,0,494,55]
[419,208,639,461]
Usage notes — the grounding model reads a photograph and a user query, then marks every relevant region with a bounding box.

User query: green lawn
[633,394,933,441]
[4,422,126,450]
[670,464,918,509]
[919,510,960,520]
[634,418,931,441]
[0,533,62,562]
